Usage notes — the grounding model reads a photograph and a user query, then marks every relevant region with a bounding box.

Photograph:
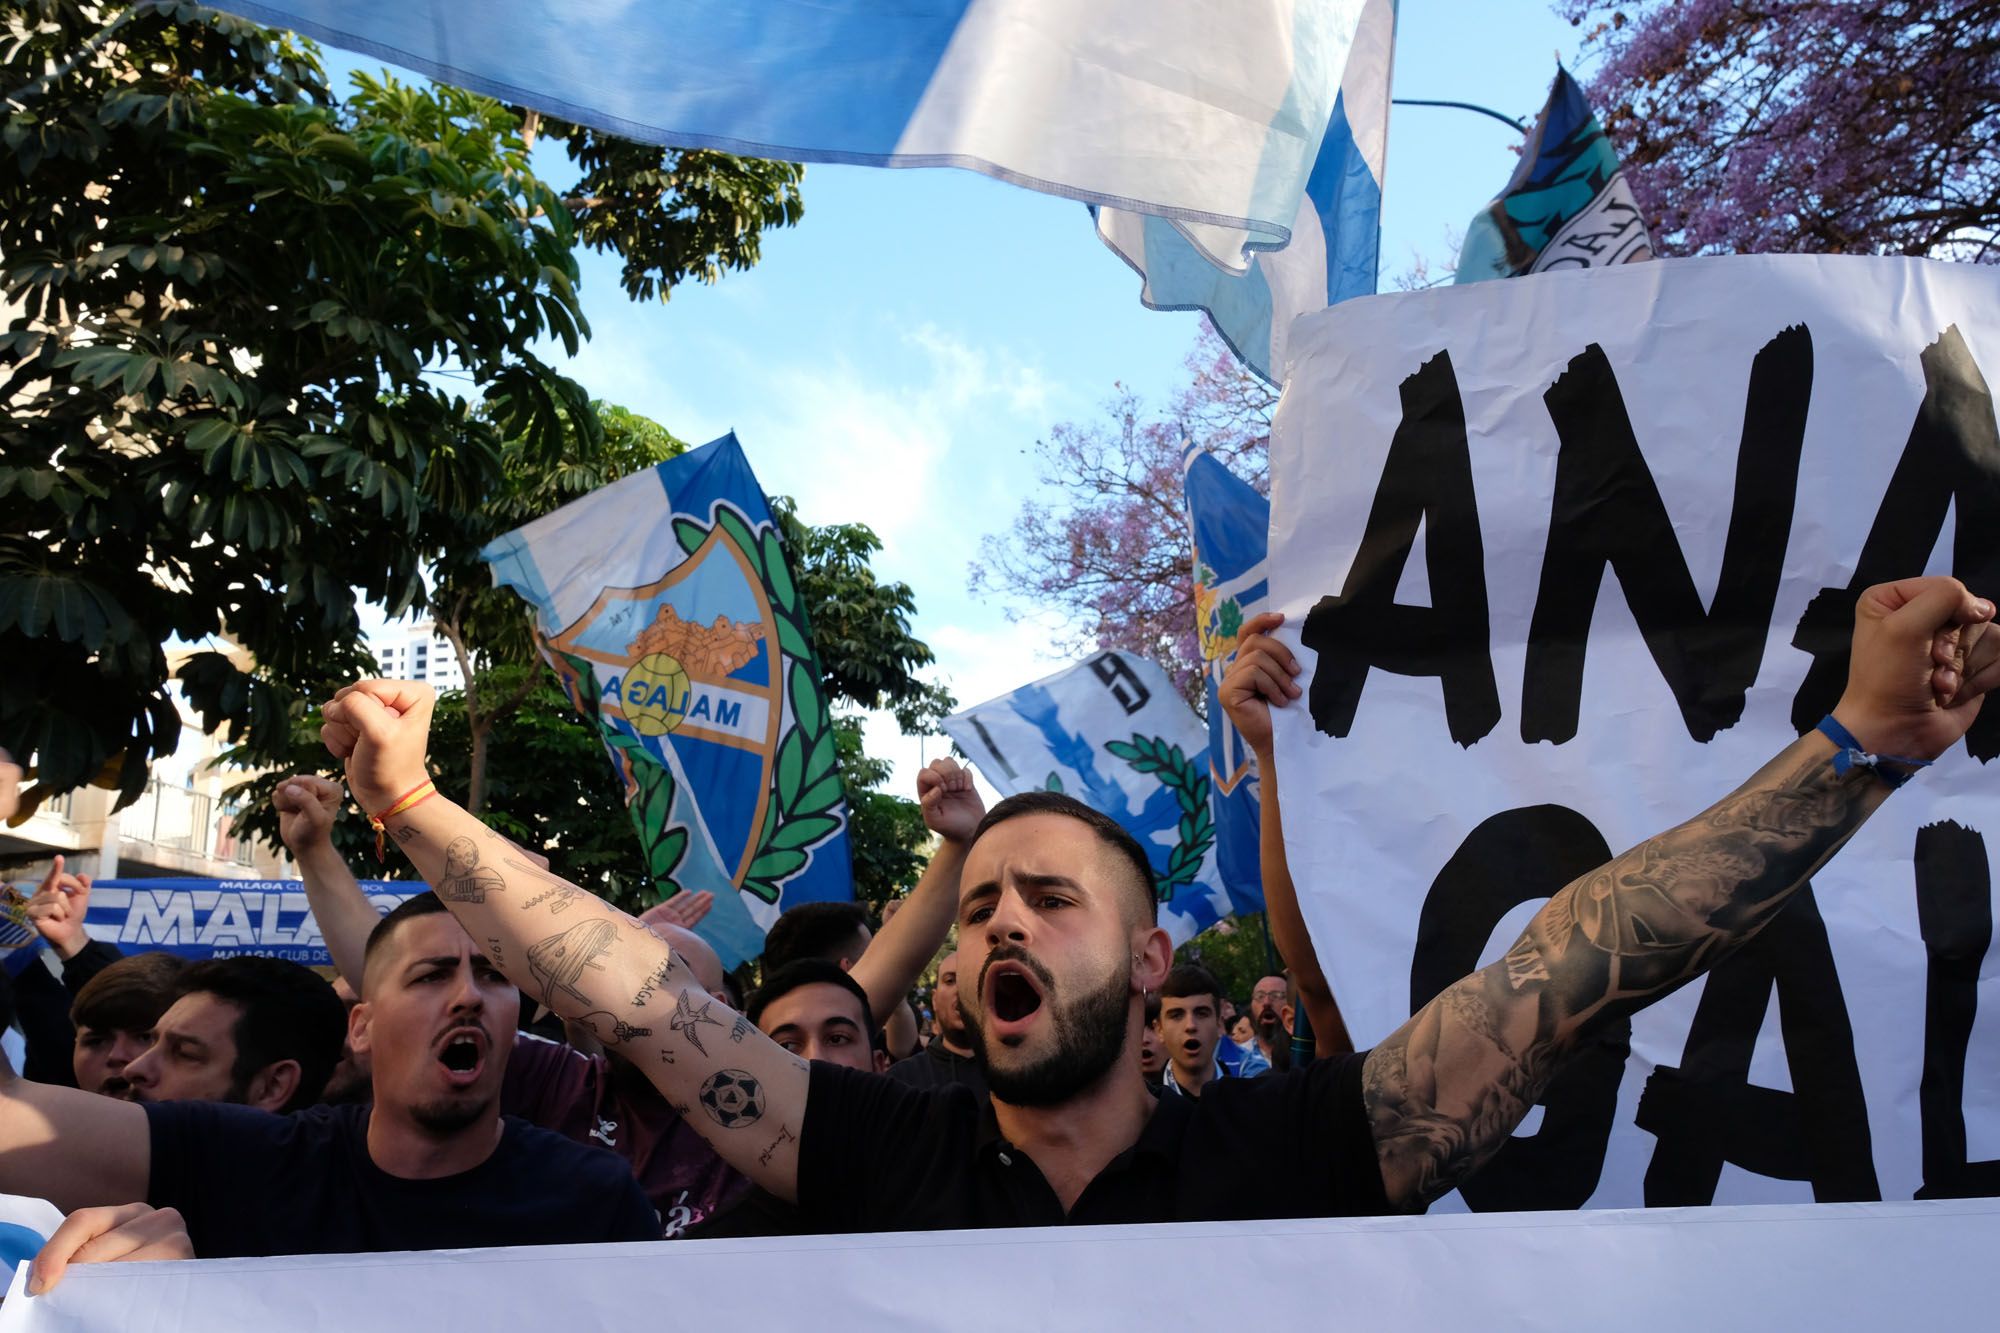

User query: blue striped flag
[1096,0,1395,382]
[211,0,1372,273]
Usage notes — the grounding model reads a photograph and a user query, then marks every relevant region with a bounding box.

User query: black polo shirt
[796,1051,1389,1232]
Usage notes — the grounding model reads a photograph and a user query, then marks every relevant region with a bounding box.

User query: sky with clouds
[339,2,1585,804]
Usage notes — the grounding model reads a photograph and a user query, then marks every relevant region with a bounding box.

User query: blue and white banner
[943,652,1230,944]
[211,0,1370,272]
[482,433,853,969]
[74,880,417,966]
[1097,0,1394,382]
[1184,445,1271,918]
[1455,66,1652,284]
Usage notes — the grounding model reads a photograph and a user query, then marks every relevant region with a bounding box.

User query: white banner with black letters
[1269,254,2000,1210]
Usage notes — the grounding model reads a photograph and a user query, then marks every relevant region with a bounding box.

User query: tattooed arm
[319,681,813,1203]
[1360,577,1997,1211]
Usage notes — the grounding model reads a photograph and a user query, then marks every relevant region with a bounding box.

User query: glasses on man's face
[1252,989,1286,1003]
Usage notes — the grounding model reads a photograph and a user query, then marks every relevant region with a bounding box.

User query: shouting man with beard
[274,575,1994,1231]
[0,892,657,1276]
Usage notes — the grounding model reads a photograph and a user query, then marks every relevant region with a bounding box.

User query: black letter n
[1522,328,1813,745]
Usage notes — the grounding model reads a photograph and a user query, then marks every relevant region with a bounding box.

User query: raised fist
[321,680,437,814]
[273,774,344,854]
[1836,577,1996,762]
[917,757,985,844]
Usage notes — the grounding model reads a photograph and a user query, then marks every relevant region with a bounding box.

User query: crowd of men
[0,576,1992,1295]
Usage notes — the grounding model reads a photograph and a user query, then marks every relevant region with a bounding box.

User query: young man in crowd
[67,953,185,1098]
[762,899,925,1060]
[307,575,1996,1231]
[1157,963,1236,1097]
[750,960,889,1073]
[2,890,661,1282]
[120,955,346,1113]
[887,948,989,1101]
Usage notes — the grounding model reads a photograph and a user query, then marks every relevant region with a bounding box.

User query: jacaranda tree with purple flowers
[970,323,1274,705]
[1566,0,2000,261]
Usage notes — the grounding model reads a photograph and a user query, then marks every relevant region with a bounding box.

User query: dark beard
[409,1094,494,1137]
[961,949,1131,1107]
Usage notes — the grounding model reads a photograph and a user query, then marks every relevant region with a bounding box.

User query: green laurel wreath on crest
[1104,734,1215,904]
[672,504,844,905]
[553,648,692,890]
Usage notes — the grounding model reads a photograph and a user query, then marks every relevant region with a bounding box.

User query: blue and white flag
[76,880,419,965]
[212,0,1371,271]
[1184,445,1271,918]
[1096,0,1394,383]
[1455,66,1653,283]
[482,433,852,969]
[943,652,1230,944]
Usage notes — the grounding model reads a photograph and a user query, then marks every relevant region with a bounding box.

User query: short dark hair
[175,955,347,1112]
[970,791,1159,925]
[71,951,185,1034]
[1144,992,1162,1026]
[760,901,871,972]
[747,959,880,1050]
[1159,964,1223,1008]
[363,891,451,977]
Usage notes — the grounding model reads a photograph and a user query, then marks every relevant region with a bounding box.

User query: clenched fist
[917,757,985,844]
[321,680,437,814]
[273,774,344,854]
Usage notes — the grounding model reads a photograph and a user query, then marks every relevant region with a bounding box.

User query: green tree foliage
[1177,914,1280,1012]
[531,116,805,305]
[0,0,802,809]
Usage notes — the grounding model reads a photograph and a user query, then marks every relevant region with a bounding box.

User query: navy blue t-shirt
[145,1101,658,1258]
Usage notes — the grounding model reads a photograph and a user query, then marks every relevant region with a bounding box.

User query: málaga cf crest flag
[943,653,1233,945]
[1184,444,1271,918]
[1455,66,1653,284]
[482,433,852,968]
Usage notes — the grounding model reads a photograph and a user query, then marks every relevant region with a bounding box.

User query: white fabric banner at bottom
[4,1200,1993,1330]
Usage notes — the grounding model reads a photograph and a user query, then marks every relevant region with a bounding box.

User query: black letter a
[1301,351,1500,746]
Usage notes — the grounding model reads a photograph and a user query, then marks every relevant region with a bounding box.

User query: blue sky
[336,2,1586,800]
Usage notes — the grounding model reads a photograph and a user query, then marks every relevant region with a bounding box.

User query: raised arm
[1359,576,1997,1211]
[320,681,812,1201]
[1220,613,1354,1057]
[0,1060,150,1213]
[276,775,379,988]
[847,758,983,1024]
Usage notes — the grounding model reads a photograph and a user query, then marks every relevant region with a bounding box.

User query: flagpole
[1391,98,1528,134]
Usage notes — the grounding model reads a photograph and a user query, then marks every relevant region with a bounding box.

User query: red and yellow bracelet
[367,779,438,862]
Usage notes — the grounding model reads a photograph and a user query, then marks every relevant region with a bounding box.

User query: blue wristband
[1815,714,1931,790]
